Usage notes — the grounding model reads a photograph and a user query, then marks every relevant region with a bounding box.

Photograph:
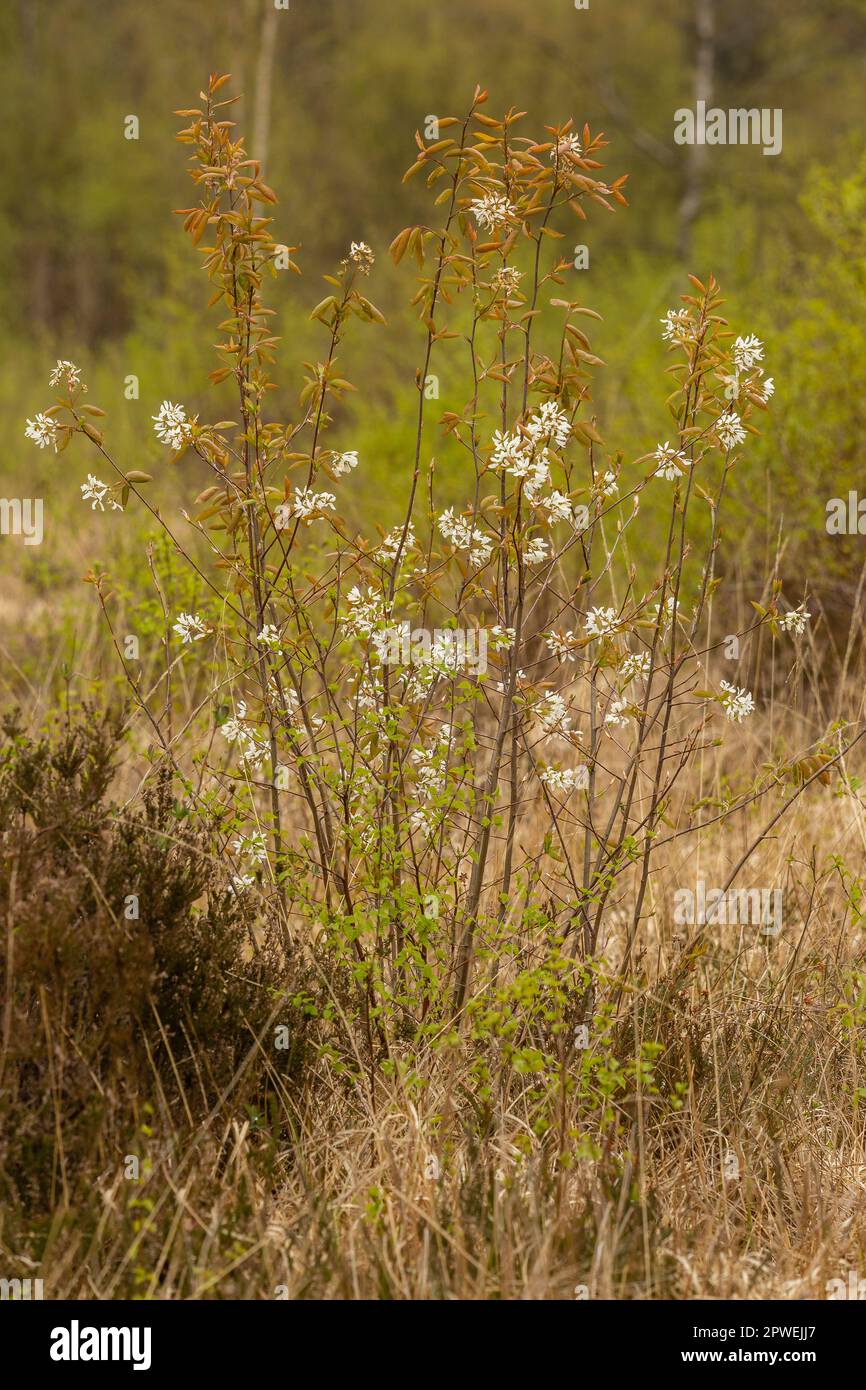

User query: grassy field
[3,6,866,1307]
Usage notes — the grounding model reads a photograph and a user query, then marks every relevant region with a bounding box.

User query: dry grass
[4,686,866,1302]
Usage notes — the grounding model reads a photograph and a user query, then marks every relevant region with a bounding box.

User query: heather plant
[0,707,298,1230]
[22,74,858,1160]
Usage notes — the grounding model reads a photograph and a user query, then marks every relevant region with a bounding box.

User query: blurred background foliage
[3,0,866,697]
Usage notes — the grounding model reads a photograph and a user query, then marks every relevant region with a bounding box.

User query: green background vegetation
[3,0,866,695]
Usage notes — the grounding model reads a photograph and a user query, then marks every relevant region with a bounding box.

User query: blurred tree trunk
[677,0,715,261]
[253,0,279,170]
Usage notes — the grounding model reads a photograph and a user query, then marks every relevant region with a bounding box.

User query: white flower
[349,241,374,272]
[152,400,193,451]
[757,373,775,401]
[732,334,764,371]
[344,585,387,638]
[232,831,267,865]
[409,808,431,835]
[550,132,583,162]
[490,625,516,651]
[289,487,336,521]
[438,508,493,566]
[25,413,58,452]
[620,651,651,682]
[653,441,689,481]
[585,606,619,639]
[469,191,515,231]
[470,534,495,566]
[660,308,694,343]
[778,604,810,636]
[173,612,208,644]
[540,765,585,793]
[545,630,578,662]
[524,536,549,564]
[715,410,747,451]
[605,697,629,728]
[492,266,523,293]
[220,703,248,744]
[493,668,526,692]
[653,596,679,630]
[238,734,269,770]
[527,401,571,449]
[536,692,572,736]
[540,490,573,523]
[491,429,529,472]
[523,458,552,503]
[229,873,255,895]
[599,469,618,497]
[332,449,359,477]
[219,704,269,770]
[257,623,280,649]
[429,631,473,676]
[80,474,122,511]
[719,679,755,722]
[380,522,415,562]
[49,359,81,390]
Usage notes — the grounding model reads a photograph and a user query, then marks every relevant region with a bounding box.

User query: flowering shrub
[23,75,842,1133]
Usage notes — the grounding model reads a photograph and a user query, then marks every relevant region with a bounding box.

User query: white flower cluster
[380,522,416,562]
[284,487,337,522]
[620,651,651,682]
[732,334,764,371]
[545,629,579,663]
[778,604,810,636]
[220,701,270,769]
[715,409,747,451]
[49,359,82,390]
[540,489,574,523]
[229,874,255,895]
[331,449,359,477]
[660,307,695,344]
[409,723,455,835]
[536,691,572,737]
[153,400,194,451]
[469,191,516,231]
[80,474,123,512]
[428,631,473,677]
[604,697,630,728]
[344,585,388,638]
[539,765,584,793]
[550,133,583,162]
[490,625,516,651]
[25,412,58,451]
[756,373,775,402]
[719,680,755,723]
[653,441,689,481]
[172,612,208,644]
[524,536,549,564]
[584,606,619,639]
[492,266,523,294]
[438,508,494,566]
[232,830,267,865]
[349,241,374,273]
[490,403,573,520]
